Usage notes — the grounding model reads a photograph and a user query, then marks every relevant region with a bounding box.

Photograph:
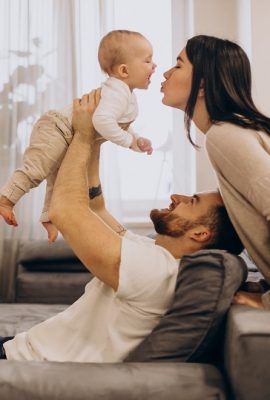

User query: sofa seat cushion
[0,304,67,336]
[0,303,227,399]
[0,360,227,400]
[126,249,247,363]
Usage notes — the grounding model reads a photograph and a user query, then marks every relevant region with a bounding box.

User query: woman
[161,35,270,309]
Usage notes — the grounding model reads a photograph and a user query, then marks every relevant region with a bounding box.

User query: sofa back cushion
[125,249,247,363]
[18,239,87,272]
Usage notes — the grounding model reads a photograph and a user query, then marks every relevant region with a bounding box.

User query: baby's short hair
[98,30,146,74]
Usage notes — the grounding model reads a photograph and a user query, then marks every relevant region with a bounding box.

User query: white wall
[250,0,270,115]
[191,0,239,191]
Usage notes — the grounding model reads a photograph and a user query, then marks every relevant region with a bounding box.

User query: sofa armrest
[0,361,227,400]
[224,305,270,400]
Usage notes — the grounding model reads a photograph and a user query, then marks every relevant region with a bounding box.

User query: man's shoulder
[124,230,156,244]
[123,231,178,269]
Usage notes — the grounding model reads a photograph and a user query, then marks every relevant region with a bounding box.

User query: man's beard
[150,209,198,238]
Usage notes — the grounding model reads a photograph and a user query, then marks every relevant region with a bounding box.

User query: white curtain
[97,0,123,222]
[0,0,122,246]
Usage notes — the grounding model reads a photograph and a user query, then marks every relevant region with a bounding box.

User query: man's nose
[171,194,190,204]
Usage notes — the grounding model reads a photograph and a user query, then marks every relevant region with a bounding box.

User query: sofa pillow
[18,240,87,272]
[125,249,247,363]
[19,239,76,263]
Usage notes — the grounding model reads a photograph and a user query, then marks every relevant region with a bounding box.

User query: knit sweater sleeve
[205,124,270,221]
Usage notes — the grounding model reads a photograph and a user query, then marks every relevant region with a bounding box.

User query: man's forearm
[50,130,93,229]
[87,142,127,236]
[87,141,105,212]
[49,93,122,291]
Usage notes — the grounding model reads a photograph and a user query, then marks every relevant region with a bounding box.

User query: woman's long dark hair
[185,35,270,145]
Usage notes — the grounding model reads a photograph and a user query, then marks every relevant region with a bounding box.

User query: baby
[93,30,156,153]
[0,30,156,242]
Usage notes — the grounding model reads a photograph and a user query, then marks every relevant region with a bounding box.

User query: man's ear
[188,225,211,243]
[198,79,205,98]
[117,64,129,78]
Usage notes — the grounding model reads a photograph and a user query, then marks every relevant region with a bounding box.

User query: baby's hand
[137,137,153,155]
[130,136,153,155]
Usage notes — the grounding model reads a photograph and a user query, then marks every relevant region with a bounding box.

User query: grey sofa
[0,239,269,400]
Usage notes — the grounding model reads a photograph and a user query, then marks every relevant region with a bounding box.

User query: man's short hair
[200,205,244,255]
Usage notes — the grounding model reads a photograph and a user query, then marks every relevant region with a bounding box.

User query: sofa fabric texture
[224,306,270,400]
[0,238,269,400]
[0,304,67,336]
[0,239,92,304]
[0,303,227,400]
[0,360,227,400]
[126,250,247,363]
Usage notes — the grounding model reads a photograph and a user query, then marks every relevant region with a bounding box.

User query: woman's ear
[198,80,205,98]
[117,64,129,78]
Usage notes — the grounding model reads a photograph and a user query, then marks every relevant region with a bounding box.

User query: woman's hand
[232,291,264,309]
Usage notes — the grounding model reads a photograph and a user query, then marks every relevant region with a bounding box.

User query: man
[1,91,243,362]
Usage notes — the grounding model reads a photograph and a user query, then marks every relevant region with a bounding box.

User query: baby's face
[125,37,156,90]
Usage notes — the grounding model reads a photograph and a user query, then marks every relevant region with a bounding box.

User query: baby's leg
[42,221,59,243]
[0,196,17,226]
[0,111,73,212]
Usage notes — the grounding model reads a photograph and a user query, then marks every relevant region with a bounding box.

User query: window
[112,0,174,223]
[0,0,195,239]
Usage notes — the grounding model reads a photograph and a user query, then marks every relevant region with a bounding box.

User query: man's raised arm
[87,132,127,236]
[49,91,122,290]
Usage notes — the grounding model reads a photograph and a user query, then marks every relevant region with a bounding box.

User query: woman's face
[161,48,193,110]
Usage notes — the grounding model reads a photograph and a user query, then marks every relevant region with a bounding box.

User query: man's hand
[73,89,107,148]
[72,89,101,140]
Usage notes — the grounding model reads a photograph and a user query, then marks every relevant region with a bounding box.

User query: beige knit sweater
[205,122,270,307]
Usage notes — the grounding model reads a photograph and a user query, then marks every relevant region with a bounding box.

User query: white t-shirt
[5,231,178,362]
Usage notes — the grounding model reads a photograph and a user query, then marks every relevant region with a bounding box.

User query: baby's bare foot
[42,221,59,243]
[0,196,18,226]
